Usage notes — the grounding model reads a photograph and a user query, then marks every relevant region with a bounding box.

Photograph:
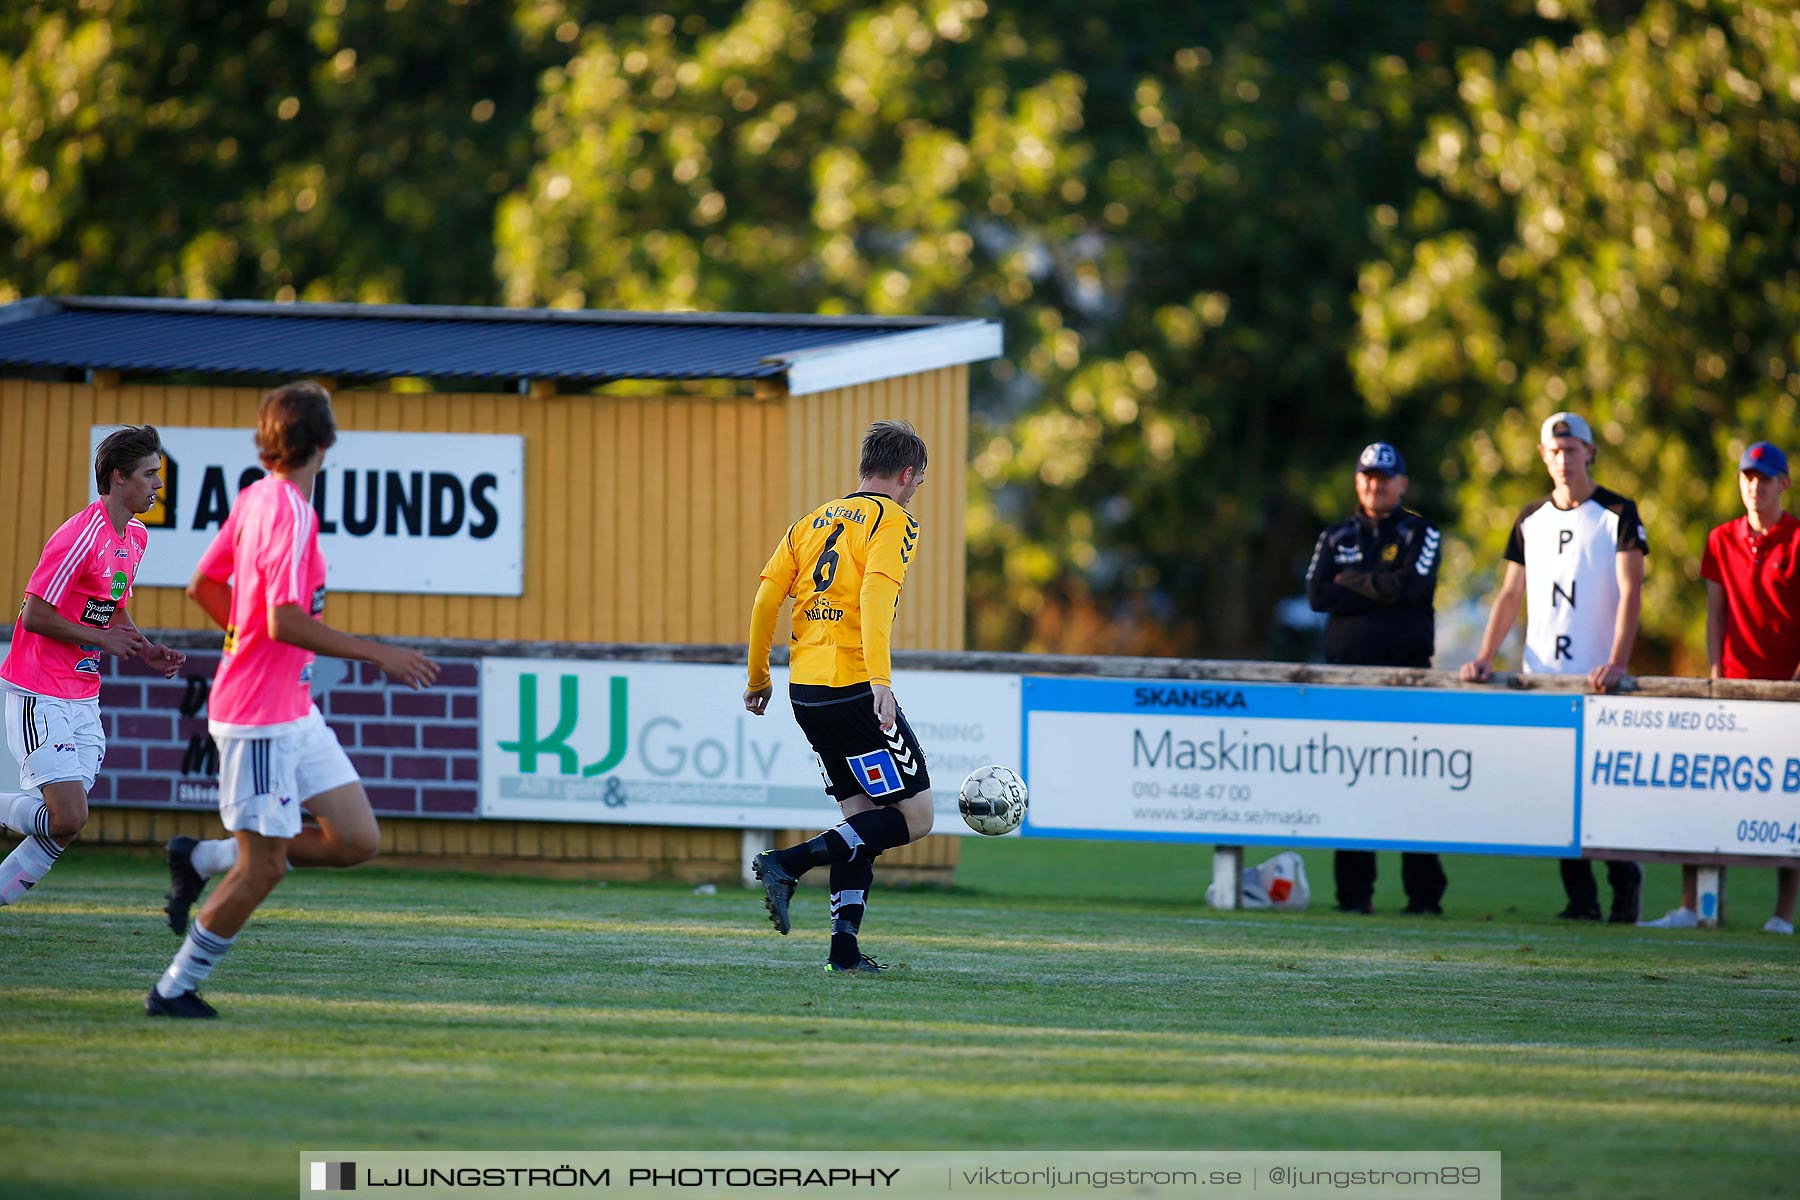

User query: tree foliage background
[5,0,1795,670]
[1357,0,1800,669]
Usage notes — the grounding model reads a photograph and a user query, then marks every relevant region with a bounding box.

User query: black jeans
[1336,850,1447,909]
[1561,858,1641,915]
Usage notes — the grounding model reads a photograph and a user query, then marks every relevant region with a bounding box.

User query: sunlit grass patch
[1,848,1793,1199]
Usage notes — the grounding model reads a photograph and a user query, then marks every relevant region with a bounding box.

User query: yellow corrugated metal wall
[0,373,967,647]
[60,807,958,883]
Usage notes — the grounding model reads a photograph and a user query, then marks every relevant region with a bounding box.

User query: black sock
[775,831,844,876]
[829,857,875,967]
[776,806,911,875]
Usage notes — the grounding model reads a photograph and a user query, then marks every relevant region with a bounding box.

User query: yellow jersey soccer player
[743,420,935,973]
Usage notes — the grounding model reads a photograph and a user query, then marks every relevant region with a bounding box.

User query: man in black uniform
[1305,442,1448,914]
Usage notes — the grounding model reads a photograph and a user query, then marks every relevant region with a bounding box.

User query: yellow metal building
[0,297,1002,879]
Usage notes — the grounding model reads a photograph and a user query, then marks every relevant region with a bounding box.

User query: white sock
[0,832,62,904]
[155,918,235,998]
[2,792,46,836]
[190,838,237,879]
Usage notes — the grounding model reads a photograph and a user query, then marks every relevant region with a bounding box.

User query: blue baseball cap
[1356,442,1406,477]
[1740,441,1790,478]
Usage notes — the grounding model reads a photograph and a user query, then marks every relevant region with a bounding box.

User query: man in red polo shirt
[1642,440,1799,934]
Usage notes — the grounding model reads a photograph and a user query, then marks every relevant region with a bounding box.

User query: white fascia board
[767,320,1003,396]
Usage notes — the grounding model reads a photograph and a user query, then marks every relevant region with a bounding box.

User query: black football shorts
[789,682,931,804]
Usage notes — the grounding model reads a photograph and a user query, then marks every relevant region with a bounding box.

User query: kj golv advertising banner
[1582,696,1800,856]
[90,425,524,596]
[1023,676,1582,854]
[480,659,1021,833]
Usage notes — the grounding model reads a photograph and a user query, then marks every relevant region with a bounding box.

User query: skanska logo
[1133,686,1248,711]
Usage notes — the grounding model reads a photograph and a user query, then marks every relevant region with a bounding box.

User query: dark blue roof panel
[0,298,958,383]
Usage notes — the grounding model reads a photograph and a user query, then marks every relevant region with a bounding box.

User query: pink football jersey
[1,502,147,700]
[200,475,328,730]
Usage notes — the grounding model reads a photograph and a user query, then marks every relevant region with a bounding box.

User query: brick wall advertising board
[76,649,483,819]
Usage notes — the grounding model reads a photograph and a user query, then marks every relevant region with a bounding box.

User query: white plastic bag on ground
[1209,850,1310,910]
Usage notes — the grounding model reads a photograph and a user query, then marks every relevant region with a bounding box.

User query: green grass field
[2,842,1796,1199]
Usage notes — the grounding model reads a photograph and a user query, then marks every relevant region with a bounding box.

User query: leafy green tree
[1,0,546,304]
[14,0,1658,663]
[1356,0,1800,670]
[499,0,1562,655]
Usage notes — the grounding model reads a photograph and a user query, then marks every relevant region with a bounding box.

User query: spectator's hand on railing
[1588,662,1627,693]
[1460,656,1494,683]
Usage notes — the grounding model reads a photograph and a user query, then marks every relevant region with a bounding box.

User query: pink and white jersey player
[194,474,329,733]
[150,381,436,1021]
[1,502,148,700]
[1,426,184,910]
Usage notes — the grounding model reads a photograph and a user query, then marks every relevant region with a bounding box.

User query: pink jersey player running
[1,425,185,906]
[149,381,436,1019]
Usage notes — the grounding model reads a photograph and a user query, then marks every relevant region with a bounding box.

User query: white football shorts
[214,707,358,839]
[4,691,104,793]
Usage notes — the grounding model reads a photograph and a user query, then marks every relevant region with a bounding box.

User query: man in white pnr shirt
[1461,412,1648,923]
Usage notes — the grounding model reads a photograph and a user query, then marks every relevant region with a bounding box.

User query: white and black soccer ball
[957,764,1028,836]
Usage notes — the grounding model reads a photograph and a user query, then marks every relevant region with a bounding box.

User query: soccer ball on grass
[957,764,1028,836]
